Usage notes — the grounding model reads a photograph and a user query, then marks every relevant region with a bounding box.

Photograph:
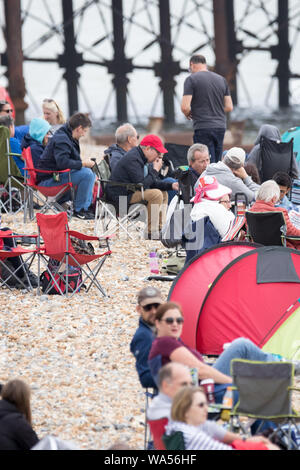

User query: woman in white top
[165,386,278,451]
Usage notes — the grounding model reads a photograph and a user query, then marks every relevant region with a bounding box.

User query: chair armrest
[68,230,100,241]
[105,179,144,193]
[24,168,71,174]
[6,152,23,158]
[68,230,114,242]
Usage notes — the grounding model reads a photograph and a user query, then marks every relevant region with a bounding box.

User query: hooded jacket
[200,161,260,204]
[0,399,39,450]
[37,123,82,182]
[104,144,126,172]
[247,124,299,179]
[21,134,45,168]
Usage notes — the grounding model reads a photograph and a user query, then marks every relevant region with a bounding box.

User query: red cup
[200,378,215,404]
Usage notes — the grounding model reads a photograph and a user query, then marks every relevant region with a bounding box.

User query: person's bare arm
[181,95,193,120]
[170,346,232,384]
[224,95,233,113]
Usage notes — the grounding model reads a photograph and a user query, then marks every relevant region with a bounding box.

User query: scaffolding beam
[213,0,238,105]
[3,0,27,125]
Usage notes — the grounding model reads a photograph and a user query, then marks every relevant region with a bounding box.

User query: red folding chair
[22,147,74,222]
[36,212,112,297]
[148,418,168,450]
[0,229,39,291]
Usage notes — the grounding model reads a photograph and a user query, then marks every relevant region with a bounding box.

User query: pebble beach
[1,143,300,451]
[0,208,171,450]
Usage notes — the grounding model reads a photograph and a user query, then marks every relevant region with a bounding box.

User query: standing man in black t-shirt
[181,54,233,163]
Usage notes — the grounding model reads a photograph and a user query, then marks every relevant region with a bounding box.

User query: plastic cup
[200,378,215,404]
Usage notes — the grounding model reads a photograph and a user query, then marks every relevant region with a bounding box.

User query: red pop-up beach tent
[169,245,300,359]
[168,242,259,349]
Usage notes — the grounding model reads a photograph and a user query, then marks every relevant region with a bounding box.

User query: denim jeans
[39,168,95,212]
[193,128,225,163]
[211,338,280,404]
[162,176,177,204]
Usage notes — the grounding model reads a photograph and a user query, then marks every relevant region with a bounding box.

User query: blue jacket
[130,318,157,389]
[21,134,45,168]
[104,144,126,172]
[37,124,82,182]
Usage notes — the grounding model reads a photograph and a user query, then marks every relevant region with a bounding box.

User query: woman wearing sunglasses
[148,302,232,391]
[148,301,291,404]
[164,386,277,450]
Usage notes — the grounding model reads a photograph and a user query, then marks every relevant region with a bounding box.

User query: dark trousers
[193,128,225,163]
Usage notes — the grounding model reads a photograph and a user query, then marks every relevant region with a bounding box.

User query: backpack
[161,251,186,275]
[40,259,83,295]
[161,195,192,248]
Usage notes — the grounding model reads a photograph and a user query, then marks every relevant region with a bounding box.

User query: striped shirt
[165,420,233,451]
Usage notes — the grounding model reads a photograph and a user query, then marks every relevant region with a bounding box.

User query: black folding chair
[93,158,147,239]
[245,211,300,247]
[260,136,294,183]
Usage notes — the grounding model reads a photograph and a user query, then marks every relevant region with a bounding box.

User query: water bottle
[222,386,233,408]
[149,251,159,274]
[221,386,233,421]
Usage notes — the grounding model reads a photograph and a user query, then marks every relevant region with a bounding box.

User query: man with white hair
[198,147,260,204]
[250,180,300,249]
[104,123,139,172]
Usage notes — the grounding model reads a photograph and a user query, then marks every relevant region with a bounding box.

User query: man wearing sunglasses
[130,286,164,389]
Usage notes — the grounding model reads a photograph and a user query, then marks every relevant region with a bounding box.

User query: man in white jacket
[197,147,260,205]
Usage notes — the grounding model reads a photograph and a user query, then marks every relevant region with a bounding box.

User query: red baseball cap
[140,134,168,154]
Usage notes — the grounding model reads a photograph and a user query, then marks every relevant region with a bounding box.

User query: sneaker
[74,209,94,220]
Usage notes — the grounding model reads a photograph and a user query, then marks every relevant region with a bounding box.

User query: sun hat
[192,175,232,204]
[140,134,168,154]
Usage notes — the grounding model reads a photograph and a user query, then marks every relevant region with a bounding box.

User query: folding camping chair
[164,143,190,169]
[22,147,74,222]
[93,158,147,239]
[36,212,112,297]
[259,136,294,183]
[229,359,300,449]
[245,211,300,246]
[0,229,38,291]
[0,126,24,214]
[143,388,157,450]
[148,418,168,450]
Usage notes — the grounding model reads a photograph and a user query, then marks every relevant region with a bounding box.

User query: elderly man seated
[104,123,139,172]
[106,134,179,239]
[198,147,260,205]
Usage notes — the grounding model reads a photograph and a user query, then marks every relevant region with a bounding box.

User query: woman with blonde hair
[42,98,65,134]
[0,379,39,450]
[165,386,278,450]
